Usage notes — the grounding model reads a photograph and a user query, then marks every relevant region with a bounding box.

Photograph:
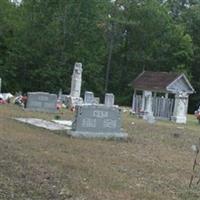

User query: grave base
[69,131,128,139]
[66,96,83,108]
[171,116,187,124]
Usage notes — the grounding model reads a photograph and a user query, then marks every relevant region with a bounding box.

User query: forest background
[1,0,200,112]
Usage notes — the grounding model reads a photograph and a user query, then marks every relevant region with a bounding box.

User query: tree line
[0,0,200,112]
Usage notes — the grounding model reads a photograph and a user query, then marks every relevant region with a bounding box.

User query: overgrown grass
[0,104,200,200]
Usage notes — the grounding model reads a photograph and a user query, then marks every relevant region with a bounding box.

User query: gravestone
[94,97,100,104]
[70,62,82,98]
[67,62,83,108]
[26,92,57,113]
[60,94,68,104]
[104,93,115,107]
[71,104,127,139]
[84,91,95,104]
[58,89,62,100]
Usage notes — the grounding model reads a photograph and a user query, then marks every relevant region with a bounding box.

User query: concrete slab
[15,118,71,131]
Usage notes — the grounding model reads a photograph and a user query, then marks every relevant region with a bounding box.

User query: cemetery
[1,101,200,199]
[1,62,200,199]
[2,1,200,199]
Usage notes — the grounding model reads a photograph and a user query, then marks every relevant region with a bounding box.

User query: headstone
[66,95,83,108]
[70,62,82,98]
[94,97,100,104]
[58,89,62,100]
[66,62,83,108]
[84,91,95,104]
[171,92,188,123]
[104,93,115,107]
[26,92,57,113]
[60,94,68,104]
[71,104,127,139]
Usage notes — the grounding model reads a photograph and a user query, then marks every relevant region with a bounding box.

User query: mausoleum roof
[132,71,194,94]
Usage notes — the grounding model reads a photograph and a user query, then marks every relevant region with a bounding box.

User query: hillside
[0,104,200,200]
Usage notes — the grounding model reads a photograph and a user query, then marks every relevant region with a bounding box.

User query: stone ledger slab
[15,118,71,130]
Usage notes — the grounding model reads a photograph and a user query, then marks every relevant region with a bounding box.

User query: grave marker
[71,104,127,139]
[26,92,57,113]
[84,91,95,104]
[104,93,115,107]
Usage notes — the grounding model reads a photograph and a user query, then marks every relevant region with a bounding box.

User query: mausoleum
[132,71,195,123]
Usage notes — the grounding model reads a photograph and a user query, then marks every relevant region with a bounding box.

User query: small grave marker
[84,91,95,104]
[104,93,115,107]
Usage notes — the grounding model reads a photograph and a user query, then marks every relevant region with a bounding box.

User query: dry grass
[0,104,200,200]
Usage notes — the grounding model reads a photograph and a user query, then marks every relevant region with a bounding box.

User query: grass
[0,104,200,199]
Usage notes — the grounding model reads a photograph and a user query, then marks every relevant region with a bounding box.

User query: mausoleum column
[141,90,145,112]
[132,90,136,112]
[144,91,153,115]
[143,90,155,121]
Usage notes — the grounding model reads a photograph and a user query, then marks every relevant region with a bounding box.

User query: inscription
[44,102,55,108]
[38,96,49,101]
[30,101,42,107]
[93,110,108,118]
[82,118,96,128]
[103,119,117,129]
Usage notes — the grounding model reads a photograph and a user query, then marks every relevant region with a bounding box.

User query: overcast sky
[10,0,22,5]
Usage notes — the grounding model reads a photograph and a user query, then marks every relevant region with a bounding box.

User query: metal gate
[132,95,174,120]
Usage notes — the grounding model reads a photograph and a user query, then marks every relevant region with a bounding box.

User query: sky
[10,0,22,5]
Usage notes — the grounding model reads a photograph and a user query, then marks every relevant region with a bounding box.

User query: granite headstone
[71,104,127,138]
[84,91,95,104]
[104,93,115,107]
[26,92,57,113]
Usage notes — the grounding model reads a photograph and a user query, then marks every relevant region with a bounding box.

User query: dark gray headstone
[26,92,57,113]
[71,104,127,138]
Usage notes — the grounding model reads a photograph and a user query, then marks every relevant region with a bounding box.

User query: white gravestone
[172,92,188,124]
[105,93,115,107]
[70,62,82,98]
[66,63,83,108]
[84,91,95,104]
[143,91,155,123]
